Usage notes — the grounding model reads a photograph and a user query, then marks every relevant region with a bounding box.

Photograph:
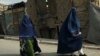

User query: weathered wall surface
[26,0,40,37]
[74,0,89,38]
[27,0,89,38]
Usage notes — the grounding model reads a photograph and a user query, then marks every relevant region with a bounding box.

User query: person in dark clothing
[57,7,87,56]
[19,15,41,56]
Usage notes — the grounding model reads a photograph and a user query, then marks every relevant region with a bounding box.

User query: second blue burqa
[57,7,83,54]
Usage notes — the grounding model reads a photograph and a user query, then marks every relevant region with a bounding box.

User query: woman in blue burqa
[19,15,41,56]
[57,6,86,56]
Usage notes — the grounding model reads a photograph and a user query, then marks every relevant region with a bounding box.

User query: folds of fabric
[19,15,37,56]
[19,15,36,39]
[33,38,41,53]
[20,39,35,56]
[20,38,41,56]
[57,7,83,54]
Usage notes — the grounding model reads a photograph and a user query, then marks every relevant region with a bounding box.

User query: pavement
[4,36,100,50]
[0,39,100,56]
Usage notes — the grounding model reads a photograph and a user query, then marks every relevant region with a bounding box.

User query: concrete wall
[26,0,40,37]
[27,0,89,39]
[26,0,38,25]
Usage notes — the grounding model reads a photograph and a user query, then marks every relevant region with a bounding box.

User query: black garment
[0,24,4,35]
[33,38,41,53]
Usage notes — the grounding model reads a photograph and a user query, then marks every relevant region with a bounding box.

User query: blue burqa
[57,7,83,54]
[19,15,41,56]
[19,15,36,39]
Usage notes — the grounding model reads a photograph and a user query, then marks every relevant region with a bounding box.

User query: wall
[27,0,89,39]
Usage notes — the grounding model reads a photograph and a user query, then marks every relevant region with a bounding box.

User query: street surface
[0,39,100,56]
